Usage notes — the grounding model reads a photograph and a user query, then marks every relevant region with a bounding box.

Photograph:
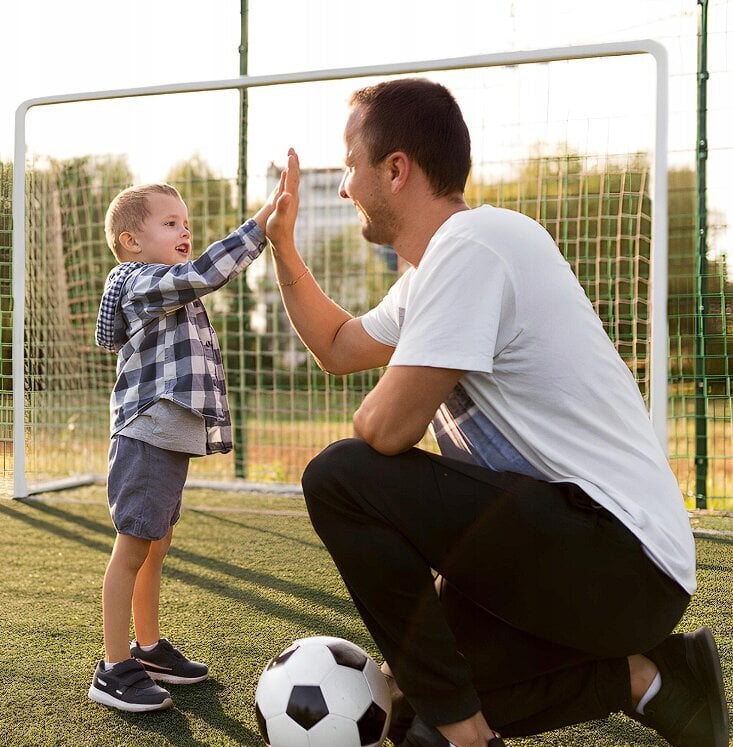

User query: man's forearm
[272,244,355,374]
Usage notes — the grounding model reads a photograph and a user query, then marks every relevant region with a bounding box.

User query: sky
[1,0,730,249]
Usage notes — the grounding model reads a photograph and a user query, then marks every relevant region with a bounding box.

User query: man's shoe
[131,638,208,684]
[628,627,729,746]
[88,659,173,712]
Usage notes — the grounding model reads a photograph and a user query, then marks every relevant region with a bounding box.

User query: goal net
[5,44,666,497]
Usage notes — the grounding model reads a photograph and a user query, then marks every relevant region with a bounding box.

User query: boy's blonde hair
[105,183,183,261]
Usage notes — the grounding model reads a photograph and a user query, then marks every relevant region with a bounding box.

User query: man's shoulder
[440,205,556,259]
[451,204,538,231]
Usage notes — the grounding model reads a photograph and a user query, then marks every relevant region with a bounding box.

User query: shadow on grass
[168,539,347,609]
[5,497,358,639]
[118,679,259,747]
[187,506,325,550]
[694,533,733,547]
[162,562,358,642]
[698,562,733,573]
[0,500,114,555]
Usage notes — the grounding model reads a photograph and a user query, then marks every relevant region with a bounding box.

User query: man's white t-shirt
[361,205,696,594]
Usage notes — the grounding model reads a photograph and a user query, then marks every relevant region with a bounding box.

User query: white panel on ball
[362,659,392,714]
[255,665,294,719]
[319,666,372,720]
[265,712,311,747]
[306,713,361,746]
[285,644,337,684]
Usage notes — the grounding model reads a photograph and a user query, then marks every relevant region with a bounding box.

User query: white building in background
[274,164,361,248]
[247,164,396,369]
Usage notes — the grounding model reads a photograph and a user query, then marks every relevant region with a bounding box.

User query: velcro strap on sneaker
[114,660,155,688]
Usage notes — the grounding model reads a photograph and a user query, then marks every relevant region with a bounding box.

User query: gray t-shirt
[117,398,207,456]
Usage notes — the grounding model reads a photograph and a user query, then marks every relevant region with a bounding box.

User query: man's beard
[359,201,399,246]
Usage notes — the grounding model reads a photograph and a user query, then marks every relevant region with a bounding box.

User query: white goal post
[12,40,669,498]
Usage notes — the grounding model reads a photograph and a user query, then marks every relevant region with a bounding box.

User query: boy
[89,176,284,712]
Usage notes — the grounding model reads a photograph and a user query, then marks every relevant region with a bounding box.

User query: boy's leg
[92,532,172,711]
[128,523,209,685]
[107,436,188,648]
[109,444,208,685]
[103,533,152,663]
[301,439,690,735]
[132,526,174,646]
[91,436,189,711]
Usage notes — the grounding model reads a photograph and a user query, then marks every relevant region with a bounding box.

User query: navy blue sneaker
[131,638,208,684]
[88,658,172,712]
[628,627,729,746]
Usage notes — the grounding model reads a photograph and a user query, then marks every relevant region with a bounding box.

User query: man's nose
[338,171,349,200]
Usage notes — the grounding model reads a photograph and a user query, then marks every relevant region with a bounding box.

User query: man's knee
[302,438,389,531]
[301,438,376,501]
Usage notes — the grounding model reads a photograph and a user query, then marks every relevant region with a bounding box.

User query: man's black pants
[301,439,690,738]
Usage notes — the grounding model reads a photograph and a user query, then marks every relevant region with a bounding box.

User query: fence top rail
[14,39,667,115]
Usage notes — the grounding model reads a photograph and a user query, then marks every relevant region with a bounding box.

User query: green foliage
[667,167,731,389]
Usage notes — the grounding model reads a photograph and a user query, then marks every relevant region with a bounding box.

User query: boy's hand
[265,148,300,251]
[251,159,286,234]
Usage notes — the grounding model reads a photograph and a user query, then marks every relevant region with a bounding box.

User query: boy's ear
[118,231,141,255]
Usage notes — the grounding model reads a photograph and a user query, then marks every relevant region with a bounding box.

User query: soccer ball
[255,635,392,747]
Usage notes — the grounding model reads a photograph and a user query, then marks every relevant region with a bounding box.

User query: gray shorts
[107,435,190,540]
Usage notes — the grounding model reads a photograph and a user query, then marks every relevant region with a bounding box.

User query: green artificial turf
[0,487,730,746]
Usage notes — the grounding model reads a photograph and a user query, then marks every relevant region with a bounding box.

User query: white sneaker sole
[147,671,209,685]
[88,685,173,712]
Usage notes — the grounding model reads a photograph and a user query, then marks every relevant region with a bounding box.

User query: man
[264,79,728,747]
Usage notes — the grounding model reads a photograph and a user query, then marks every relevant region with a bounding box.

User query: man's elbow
[363,433,412,456]
[354,413,424,456]
[311,350,356,377]
[319,360,352,377]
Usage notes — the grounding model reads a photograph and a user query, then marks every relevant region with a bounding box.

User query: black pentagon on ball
[286,685,329,730]
[327,641,368,670]
[266,644,299,671]
[255,701,270,744]
[357,701,388,745]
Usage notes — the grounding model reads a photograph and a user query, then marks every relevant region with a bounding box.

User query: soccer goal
[7,41,669,498]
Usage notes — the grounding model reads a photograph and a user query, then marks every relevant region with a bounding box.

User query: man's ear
[385,152,410,194]
[118,231,141,255]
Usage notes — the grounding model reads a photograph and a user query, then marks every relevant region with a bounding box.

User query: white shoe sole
[88,685,173,712]
[147,671,209,685]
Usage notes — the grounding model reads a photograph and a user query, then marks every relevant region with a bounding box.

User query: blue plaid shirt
[95,219,266,454]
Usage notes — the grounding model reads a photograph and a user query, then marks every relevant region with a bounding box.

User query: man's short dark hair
[349,78,471,197]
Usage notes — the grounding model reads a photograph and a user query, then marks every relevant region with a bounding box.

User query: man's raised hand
[266,148,300,250]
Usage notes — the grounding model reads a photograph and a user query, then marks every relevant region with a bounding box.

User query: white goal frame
[12,40,669,498]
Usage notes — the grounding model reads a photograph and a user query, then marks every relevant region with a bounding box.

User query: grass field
[0,487,731,747]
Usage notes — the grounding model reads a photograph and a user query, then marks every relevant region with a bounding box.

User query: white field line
[19,494,309,517]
